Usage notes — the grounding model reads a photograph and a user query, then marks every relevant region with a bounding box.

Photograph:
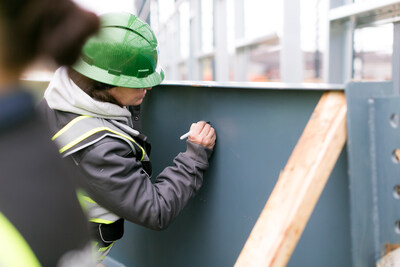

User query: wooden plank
[235,91,347,267]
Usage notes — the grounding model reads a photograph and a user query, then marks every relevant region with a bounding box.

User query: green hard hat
[72,12,164,88]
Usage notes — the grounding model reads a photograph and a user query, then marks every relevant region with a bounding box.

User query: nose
[143,87,152,91]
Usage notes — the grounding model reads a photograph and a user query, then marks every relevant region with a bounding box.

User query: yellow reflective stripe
[58,126,128,153]
[81,196,97,204]
[138,145,145,161]
[0,213,41,267]
[52,115,91,141]
[76,189,94,211]
[98,242,114,252]
[89,218,114,224]
[58,126,145,161]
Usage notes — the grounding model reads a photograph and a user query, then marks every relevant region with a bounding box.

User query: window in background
[179,1,190,59]
[243,1,282,82]
[353,23,393,81]
[179,63,188,80]
[155,22,178,81]
[301,0,327,82]
[201,57,214,81]
[201,0,214,54]
[247,41,280,82]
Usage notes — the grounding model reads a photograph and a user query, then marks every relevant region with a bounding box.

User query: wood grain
[235,91,347,267]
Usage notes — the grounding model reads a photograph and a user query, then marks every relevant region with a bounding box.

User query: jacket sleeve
[72,137,213,230]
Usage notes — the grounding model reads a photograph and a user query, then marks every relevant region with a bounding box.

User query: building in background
[145,0,395,84]
[24,0,396,85]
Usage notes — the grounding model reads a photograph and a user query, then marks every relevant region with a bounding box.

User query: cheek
[132,91,142,100]
[128,91,145,105]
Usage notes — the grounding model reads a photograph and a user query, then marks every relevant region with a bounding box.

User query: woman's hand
[188,121,216,149]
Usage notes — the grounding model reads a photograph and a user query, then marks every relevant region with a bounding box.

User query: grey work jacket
[38,100,213,230]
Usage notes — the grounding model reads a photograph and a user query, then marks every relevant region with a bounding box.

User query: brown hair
[67,67,120,105]
[0,0,99,69]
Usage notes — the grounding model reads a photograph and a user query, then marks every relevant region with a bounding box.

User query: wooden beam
[235,91,347,267]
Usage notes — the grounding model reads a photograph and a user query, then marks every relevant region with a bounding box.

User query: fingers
[188,121,216,149]
[206,127,216,148]
[189,121,208,135]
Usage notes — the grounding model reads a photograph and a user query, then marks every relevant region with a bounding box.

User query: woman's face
[108,86,152,106]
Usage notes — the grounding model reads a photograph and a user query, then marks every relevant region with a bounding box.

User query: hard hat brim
[72,59,165,89]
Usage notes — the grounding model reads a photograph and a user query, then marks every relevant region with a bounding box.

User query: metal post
[393,22,400,95]
[326,0,354,84]
[214,0,229,81]
[280,0,303,83]
[233,0,246,81]
[327,19,354,83]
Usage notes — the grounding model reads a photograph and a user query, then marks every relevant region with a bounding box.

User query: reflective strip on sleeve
[98,242,114,252]
[52,115,145,161]
[89,218,116,224]
[80,195,97,204]
[96,242,115,261]
[76,191,119,224]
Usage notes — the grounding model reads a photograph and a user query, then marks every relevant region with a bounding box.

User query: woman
[39,12,217,261]
[0,0,99,266]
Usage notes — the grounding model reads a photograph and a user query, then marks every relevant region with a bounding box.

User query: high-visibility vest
[0,212,41,267]
[52,115,150,225]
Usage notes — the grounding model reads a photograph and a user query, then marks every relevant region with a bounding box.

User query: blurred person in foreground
[0,0,99,266]
[39,12,216,263]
